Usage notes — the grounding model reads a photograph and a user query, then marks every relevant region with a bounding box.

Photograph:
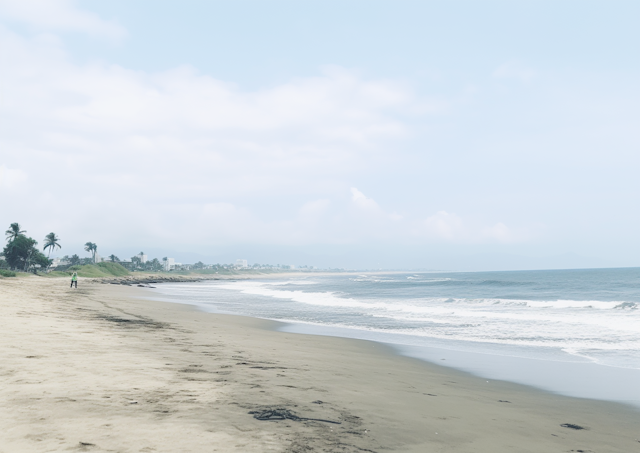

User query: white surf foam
[153,278,640,370]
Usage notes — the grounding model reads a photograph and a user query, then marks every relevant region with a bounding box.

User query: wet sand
[2,276,639,452]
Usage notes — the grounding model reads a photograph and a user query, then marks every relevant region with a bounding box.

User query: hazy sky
[1,0,639,270]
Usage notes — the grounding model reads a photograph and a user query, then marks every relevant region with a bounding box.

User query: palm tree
[84,242,97,263]
[149,258,161,271]
[5,223,26,242]
[108,254,119,262]
[43,232,61,258]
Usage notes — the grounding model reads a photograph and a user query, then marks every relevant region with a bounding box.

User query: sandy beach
[2,276,639,452]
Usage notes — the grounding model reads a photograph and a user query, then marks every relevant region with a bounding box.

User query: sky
[1,0,639,270]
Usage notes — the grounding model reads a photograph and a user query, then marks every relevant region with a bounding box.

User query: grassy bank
[48,262,130,278]
[0,269,17,277]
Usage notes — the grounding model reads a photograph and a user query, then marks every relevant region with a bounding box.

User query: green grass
[66,262,130,278]
[0,269,17,277]
[45,271,72,278]
[96,262,130,276]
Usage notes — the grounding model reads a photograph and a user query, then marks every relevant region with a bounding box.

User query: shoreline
[91,269,418,286]
[146,276,640,407]
[2,276,640,452]
[276,322,640,408]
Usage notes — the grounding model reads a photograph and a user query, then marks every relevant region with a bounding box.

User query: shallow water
[149,267,640,405]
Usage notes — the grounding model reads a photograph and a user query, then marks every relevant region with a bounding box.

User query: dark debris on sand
[250,408,341,424]
[561,423,587,430]
[96,314,168,330]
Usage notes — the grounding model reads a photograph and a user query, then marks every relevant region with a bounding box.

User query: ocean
[148,267,640,406]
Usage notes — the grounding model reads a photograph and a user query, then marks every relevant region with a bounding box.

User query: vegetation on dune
[5,223,26,241]
[2,229,50,272]
[43,232,61,257]
[67,262,129,278]
[97,262,129,276]
[1,224,65,274]
[1,221,312,279]
[84,242,97,263]
[0,224,128,277]
[43,270,74,278]
[129,252,164,271]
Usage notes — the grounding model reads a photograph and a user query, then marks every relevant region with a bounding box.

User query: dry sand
[1,276,639,452]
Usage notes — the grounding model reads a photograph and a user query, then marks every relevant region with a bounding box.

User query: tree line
[0,222,99,273]
[0,223,170,273]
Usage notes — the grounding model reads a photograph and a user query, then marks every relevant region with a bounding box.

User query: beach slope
[1,276,639,452]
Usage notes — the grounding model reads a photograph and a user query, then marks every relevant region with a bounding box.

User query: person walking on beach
[70,272,77,288]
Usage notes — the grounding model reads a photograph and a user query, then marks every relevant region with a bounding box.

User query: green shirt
[72,274,77,281]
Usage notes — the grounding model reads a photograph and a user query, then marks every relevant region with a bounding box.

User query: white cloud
[483,222,512,242]
[482,222,543,244]
[46,65,409,144]
[0,165,27,189]
[0,10,543,255]
[0,27,411,150]
[299,199,331,221]
[197,203,256,239]
[493,60,535,83]
[342,188,404,242]
[0,25,415,197]
[0,0,126,40]
[351,188,380,211]
[422,211,465,240]
[0,24,425,249]
[418,211,527,244]
[350,188,403,222]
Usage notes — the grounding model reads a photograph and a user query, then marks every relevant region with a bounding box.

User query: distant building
[236,259,248,268]
[163,258,175,271]
[139,253,147,264]
[94,252,102,263]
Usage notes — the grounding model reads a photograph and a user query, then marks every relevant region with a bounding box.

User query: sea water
[149,267,640,405]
